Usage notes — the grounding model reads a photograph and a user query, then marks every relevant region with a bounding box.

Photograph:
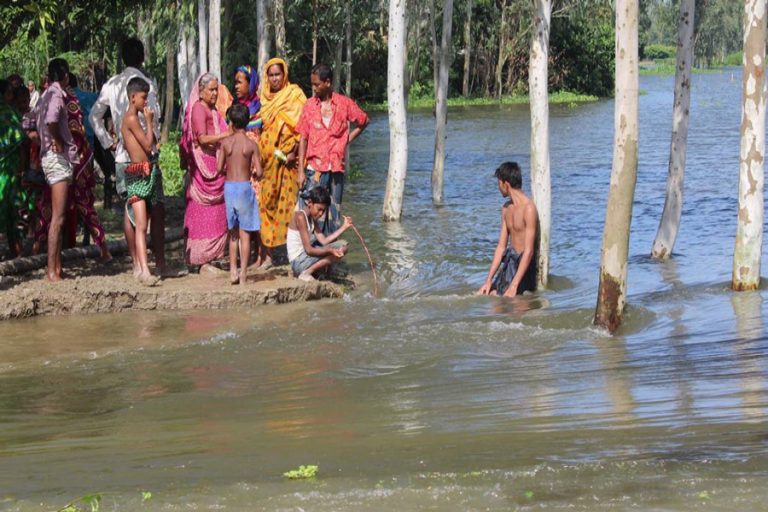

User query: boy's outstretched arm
[477,211,509,295]
[297,212,343,258]
[316,215,352,246]
[503,203,538,297]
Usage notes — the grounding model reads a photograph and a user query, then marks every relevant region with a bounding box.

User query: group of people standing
[0,36,369,284]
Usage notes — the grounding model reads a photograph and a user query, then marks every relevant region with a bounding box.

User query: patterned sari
[258,58,307,248]
[35,87,106,247]
[180,76,228,265]
[0,103,24,246]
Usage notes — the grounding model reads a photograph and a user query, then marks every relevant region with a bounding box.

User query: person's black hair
[307,186,331,206]
[494,161,522,189]
[48,58,69,83]
[13,85,29,102]
[7,74,23,87]
[311,63,332,83]
[227,104,250,129]
[68,73,78,89]
[126,76,149,97]
[122,38,145,68]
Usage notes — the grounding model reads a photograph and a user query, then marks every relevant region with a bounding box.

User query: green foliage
[643,44,676,61]
[159,132,184,198]
[724,51,742,67]
[55,491,152,512]
[283,464,319,479]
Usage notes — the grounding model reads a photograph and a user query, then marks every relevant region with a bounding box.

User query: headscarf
[259,58,306,131]
[234,65,262,131]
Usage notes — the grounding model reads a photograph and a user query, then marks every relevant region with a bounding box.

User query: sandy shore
[0,255,345,321]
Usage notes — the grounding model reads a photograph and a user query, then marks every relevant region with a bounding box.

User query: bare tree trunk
[333,41,343,91]
[651,0,695,259]
[733,0,767,291]
[495,0,508,98]
[383,0,408,222]
[177,27,191,115]
[312,0,319,66]
[594,0,639,334]
[432,0,454,204]
[429,0,439,92]
[137,8,151,66]
[198,0,208,73]
[462,0,474,96]
[208,0,221,79]
[409,2,422,92]
[161,49,175,144]
[274,0,286,59]
[345,2,352,95]
[257,0,270,74]
[529,0,551,289]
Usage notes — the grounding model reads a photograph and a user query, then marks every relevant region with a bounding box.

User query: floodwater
[2,69,768,511]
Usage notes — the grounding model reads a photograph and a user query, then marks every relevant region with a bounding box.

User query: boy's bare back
[220,132,260,182]
[502,196,537,254]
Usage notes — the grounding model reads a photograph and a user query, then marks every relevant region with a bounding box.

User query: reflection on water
[2,70,768,510]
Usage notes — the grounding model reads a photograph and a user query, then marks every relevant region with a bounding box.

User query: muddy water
[2,70,768,511]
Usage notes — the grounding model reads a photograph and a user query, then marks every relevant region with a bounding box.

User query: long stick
[350,224,379,297]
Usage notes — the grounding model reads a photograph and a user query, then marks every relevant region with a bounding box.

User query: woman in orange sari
[257,58,307,267]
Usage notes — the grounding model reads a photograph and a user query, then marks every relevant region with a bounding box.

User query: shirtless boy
[217,103,263,285]
[477,161,538,297]
[121,77,159,285]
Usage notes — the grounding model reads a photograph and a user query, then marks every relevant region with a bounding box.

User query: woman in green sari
[0,79,26,257]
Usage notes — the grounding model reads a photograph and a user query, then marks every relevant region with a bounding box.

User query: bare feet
[136,271,161,287]
[298,271,316,282]
[239,271,247,286]
[45,272,62,282]
[230,271,240,285]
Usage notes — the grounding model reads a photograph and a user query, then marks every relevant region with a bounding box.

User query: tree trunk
[274,0,286,59]
[312,0,319,66]
[462,0,474,96]
[409,3,422,93]
[594,0,639,334]
[333,41,343,91]
[431,0,454,204]
[732,0,767,291]
[137,8,151,66]
[257,0,270,75]
[346,2,352,95]
[495,0,508,98]
[208,0,221,79]
[198,0,208,74]
[177,28,190,115]
[529,0,551,289]
[651,0,695,259]
[161,49,175,144]
[383,0,408,222]
[429,0,439,93]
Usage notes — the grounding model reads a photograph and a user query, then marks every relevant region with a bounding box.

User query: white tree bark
[383,0,409,222]
[198,0,208,73]
[208,0,221,80]
[462,0,474,96]
[594,0,639,334]
[495,0,508,98]
[274,0,286,59]
[429,0,439,93]
[529,0,551,289]
[733,0,767,291]
[177,25,197,115]
[651,0,695,259]
[431,0,454,204]
[346,2,352,95]
[257,0,270,75]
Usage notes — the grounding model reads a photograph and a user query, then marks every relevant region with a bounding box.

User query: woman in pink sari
[180,73,231,270]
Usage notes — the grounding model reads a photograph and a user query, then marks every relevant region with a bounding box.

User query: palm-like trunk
[594,0,639,333]
[208,0,221,79]
[198,0,208,74]
[529,0,551,289]
[431,0,454,204]
[651,0,695,259]
[383,0,408,222]
[462,0,474,96]
[732,0,767,291]
[257,0,270,74]
[161,49,175,144]
[274,0,286,59]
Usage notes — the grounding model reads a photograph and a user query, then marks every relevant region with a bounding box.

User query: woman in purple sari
[180,73,231,270]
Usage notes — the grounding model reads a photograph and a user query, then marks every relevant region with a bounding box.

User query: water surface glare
[2,70,768,510]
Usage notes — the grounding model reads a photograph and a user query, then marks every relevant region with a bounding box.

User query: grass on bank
[362,90,599,112]
[639,51,742,76]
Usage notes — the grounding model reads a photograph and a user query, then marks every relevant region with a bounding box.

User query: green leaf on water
[283,465,319,479]
[525,490,535,499]
[698,491,710,500]
[141,491,152,502]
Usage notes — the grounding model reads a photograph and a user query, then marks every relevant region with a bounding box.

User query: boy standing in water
[121,77,160,286]
[477,161,538,297]
[217,103,263,285]
[286,187,352,282]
